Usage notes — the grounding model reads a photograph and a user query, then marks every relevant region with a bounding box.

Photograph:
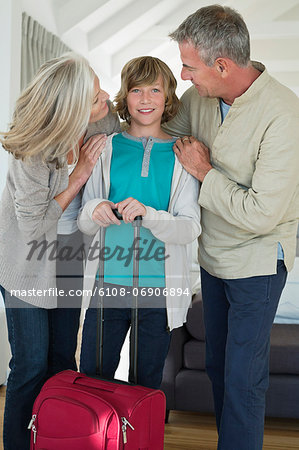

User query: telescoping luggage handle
[96,209,142,385]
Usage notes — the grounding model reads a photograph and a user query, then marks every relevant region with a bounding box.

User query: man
[163,5,299,450]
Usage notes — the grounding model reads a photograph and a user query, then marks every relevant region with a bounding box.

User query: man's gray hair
[169,4,250,67]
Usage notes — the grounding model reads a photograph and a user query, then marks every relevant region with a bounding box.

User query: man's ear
[215,58,229,75]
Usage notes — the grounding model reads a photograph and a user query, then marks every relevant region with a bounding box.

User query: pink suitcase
[29,214,166,449]
[28,369,166,449]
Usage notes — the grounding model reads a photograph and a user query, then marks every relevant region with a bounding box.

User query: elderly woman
[0,52,120,450]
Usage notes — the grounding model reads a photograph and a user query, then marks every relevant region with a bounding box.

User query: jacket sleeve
[199,113,299,235]
[142,171,201,244]
[13,158,63,240]
[162,89,192,138]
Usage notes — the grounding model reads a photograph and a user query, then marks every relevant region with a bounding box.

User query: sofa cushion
[184,340,206,370]
[185,293,205,341]
[269,323,299,374]
[175,369,214,413]
[184,294,299,374]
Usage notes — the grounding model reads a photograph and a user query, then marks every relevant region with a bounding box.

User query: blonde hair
[0,52,95,167]
[114,56,180,124]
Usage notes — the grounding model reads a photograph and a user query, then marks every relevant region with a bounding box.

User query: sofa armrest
[161,324,190,410]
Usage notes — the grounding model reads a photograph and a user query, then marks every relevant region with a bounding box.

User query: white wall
[21,0,58,34]
[0,0,22,196]
[0,0,58,197]
[0,0,22,383]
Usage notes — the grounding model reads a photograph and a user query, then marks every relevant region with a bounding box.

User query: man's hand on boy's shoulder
[173,136,212,182]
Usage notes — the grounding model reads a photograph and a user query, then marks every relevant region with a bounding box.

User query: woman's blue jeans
[2,293,80,450]
[200,260,287,450]
[1,231,82,450]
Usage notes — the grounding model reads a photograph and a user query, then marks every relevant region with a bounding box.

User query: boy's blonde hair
[114,56,180,124]
[0,52,95,167]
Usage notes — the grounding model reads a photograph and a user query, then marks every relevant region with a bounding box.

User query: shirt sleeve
[162,89,192,138]
[199,113,299,235]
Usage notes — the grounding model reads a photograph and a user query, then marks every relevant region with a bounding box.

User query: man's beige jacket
[164,63,299,278]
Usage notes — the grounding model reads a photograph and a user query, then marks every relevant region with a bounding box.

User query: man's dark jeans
[200,260,287,450]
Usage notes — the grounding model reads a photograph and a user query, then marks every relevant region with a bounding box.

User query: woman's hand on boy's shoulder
[73,134,107,184]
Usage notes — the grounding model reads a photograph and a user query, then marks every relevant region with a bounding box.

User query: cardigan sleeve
[12,157,64,241]
[85,102,121,141]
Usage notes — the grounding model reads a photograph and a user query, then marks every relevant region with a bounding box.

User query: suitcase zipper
[28,415,37,443]
[121,417,134,445]
[28,414,36,430]
[31,425,37,444]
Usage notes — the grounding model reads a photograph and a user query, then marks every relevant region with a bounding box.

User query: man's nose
[181,67,191,81]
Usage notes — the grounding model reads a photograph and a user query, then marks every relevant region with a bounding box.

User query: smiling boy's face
[126,75,166,128]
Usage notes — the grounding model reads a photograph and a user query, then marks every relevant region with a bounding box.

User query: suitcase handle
[112,208,142,224]
[96,210,142,382]
[73,374,117,393]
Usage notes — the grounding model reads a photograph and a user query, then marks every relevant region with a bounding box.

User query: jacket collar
[232,61,270,106]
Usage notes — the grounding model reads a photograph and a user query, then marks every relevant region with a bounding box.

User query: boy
[78,56,201,388]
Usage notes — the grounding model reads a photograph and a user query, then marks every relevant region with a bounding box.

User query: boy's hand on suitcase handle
[92,201,121,227]
[115,198,146,224]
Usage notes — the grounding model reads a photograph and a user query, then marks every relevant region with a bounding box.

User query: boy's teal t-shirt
[103,132,175,287]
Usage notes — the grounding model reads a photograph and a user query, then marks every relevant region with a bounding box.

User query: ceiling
[24,0,299,98]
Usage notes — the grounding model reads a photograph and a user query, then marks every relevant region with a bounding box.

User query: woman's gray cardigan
[0,105,120,308]
[0,156,67,307]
